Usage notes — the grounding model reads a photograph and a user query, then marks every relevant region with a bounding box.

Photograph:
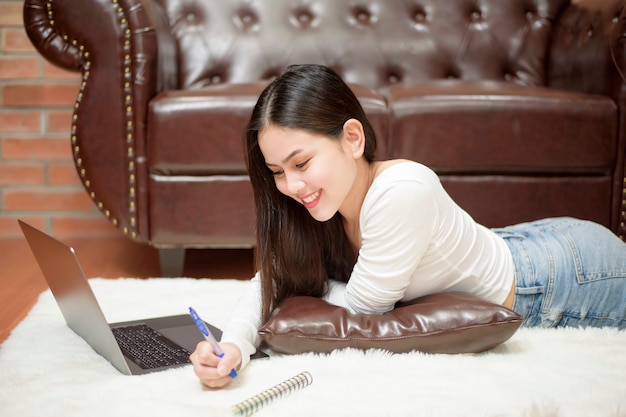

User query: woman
[190,64,626,388]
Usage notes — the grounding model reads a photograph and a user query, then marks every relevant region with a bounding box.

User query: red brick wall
[0,0,119,238]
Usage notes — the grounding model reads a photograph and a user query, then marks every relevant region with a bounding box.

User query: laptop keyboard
[111,324,192,370]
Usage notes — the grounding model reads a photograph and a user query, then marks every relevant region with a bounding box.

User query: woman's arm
[325,174,439,314]
[219,273,263,370]
[190,274,262,388]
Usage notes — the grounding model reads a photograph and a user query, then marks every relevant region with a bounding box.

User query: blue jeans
[493,217,626,329]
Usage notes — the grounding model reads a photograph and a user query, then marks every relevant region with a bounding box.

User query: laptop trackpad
[158,325,205,353]
[158,324,269,360]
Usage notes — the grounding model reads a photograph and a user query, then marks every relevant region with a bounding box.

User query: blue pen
[188,306,238,379]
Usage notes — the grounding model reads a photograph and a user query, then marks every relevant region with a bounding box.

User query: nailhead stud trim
[46,0,137,239]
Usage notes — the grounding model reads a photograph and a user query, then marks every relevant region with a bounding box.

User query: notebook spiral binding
[231,371,313,416]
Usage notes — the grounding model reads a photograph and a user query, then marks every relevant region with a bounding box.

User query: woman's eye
[296,159,310,169]
[271,170,284,177]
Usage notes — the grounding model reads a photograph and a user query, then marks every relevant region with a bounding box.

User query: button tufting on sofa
[292,8,316,28]
[234,9,258,31]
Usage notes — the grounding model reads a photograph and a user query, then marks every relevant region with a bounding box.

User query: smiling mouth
[301,191,321,208]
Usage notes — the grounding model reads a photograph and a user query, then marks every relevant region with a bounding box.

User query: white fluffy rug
[1,278,625,417]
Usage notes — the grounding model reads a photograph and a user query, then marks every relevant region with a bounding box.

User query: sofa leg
[159,248,186,277]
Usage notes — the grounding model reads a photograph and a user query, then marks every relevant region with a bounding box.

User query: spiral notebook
[231,371,313,416]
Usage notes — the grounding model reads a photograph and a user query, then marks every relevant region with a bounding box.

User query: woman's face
[258,124,360,222]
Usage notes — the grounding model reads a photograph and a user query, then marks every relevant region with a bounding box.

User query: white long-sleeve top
[221,161,515,369]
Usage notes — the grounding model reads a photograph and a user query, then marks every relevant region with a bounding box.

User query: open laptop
[19,220,266,375]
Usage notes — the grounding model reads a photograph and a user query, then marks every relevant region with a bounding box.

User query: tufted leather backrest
[548,0,626,98]
[155,0,569,90]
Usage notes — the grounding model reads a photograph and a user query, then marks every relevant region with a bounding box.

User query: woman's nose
[285,173,305,195]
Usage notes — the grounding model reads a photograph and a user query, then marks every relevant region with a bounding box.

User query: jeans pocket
[556,221,626,284]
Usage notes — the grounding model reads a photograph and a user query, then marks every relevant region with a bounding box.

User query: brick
[0,111,40,133]
[0,216,46,238]
[48,162,81,186]
[46,110,74,133]
[43,61,81,80]
[4,188,95,211]
[2,84,78,107]
[0,2,23,26]
[2,137,72,160]
[52,216,121,238]
[0,164,45,185]
[2,28,36,53]
[0,57,39,79]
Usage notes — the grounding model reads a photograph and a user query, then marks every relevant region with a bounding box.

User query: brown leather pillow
[258,293,523,354]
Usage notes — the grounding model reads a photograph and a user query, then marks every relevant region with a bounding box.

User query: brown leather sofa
[24,0,626,275]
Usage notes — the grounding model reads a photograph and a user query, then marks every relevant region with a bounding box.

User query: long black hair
[245,64,378,322]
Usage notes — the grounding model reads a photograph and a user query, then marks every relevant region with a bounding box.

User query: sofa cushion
[147,83,388,175]
[258,293,523,355]
[386,80,617,174]
[148,83,266,176]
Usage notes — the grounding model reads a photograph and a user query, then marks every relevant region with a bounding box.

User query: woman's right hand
[190,341,242,388]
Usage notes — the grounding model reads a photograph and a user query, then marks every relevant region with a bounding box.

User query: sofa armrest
[549,0,626,239]
[23,0,177,241]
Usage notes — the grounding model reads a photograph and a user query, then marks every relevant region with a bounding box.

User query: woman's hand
[190,341,242,388]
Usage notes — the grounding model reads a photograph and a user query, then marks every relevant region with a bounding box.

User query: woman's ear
[342,119,366,159]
